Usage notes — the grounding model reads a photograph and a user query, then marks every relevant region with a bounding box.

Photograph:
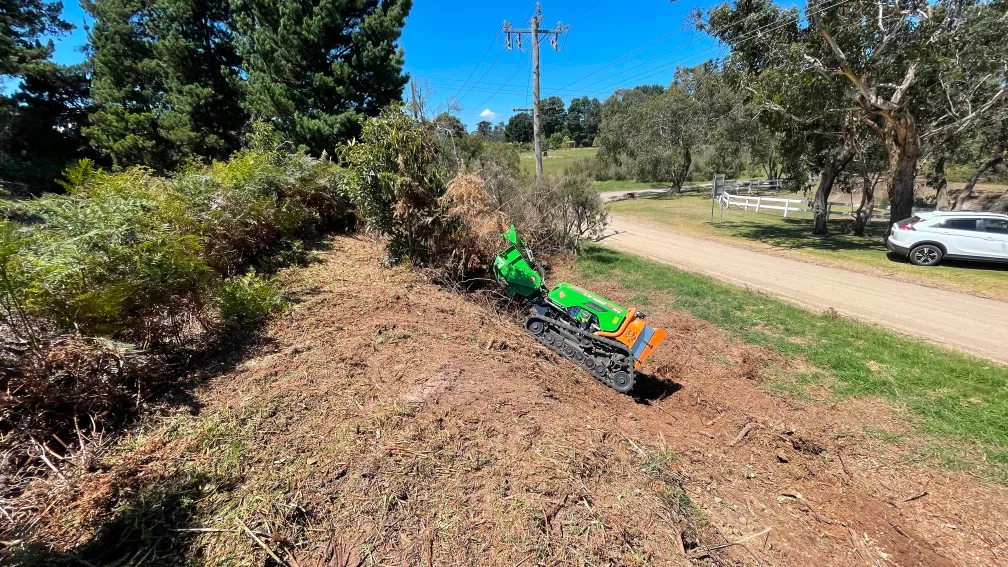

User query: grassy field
[577,246,1008,480]
[608,193,1008,300]
[594,180,668,192]
[519,146,597,176]
[518,147,670,192]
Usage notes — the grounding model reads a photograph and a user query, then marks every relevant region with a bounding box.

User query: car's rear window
[896,216,921,225]
[941,218,982,231]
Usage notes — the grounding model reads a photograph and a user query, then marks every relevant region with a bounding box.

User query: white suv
[886,211,1008,266]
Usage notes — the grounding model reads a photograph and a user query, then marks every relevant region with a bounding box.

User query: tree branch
[891,62,918,105]
[809,11,885,111]
[924,86,1008,140]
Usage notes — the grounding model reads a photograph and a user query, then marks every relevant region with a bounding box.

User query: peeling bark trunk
[812,148,855,236]
[952,156,1004,211]
[934,156,949,211]
[671,146,692,192]
[886,111,920,233]
[763,158,780,181]
[853,173,879,236]
[992,188,1008,214]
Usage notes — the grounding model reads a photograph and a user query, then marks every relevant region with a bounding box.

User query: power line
[418,78,531,96]
[454,2,545,107]
[550,29,706,96]
[450,25,504,102]
[546,24,689,96]
[415,75,532,88]
[456,0,854,117]
[566,0,602,27]
[468,54,534,118]
[549,0,854,99]
[525,51,532,109]
[502,2,568,179]
[455,49,507,105]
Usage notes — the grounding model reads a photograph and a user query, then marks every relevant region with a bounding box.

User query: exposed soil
[5,235,1006,566]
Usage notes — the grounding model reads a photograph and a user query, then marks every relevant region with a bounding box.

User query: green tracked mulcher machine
[492,226,667,393]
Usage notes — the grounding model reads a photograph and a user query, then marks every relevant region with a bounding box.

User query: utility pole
[504,3,568,180]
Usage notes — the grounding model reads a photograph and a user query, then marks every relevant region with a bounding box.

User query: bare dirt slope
[11,235,1007,567]
[602,215,1008,365]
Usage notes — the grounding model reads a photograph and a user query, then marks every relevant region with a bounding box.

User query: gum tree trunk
[670,146,692,192]
[934,155,949,211]
[812,148,855,235]
[992,188,1008,214]
[886,111,920,233]
[953,156,1004,211]
[853,173,879,236]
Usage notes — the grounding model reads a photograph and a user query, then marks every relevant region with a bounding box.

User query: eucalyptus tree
[705,0,864,235]
[705,0,1008,232]
[598,66,740,191]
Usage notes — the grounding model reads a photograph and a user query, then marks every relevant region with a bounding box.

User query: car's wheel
[909,244,943,266]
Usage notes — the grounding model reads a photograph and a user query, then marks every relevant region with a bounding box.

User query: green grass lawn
[518,147,668,193]
[594,180,669,192]
[519,146,597,176]
[577,246,1008,481]
[608,193,1008,300]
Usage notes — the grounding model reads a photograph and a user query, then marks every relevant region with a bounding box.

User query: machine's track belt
[523,314,636,393]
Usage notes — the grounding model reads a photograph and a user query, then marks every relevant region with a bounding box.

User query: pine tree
[154,0,247,161]
[84,0,245,170]
[0,0,71,78]
[231,0,412,153]
[83,0,166,169]
[1,0,80,192]
[539,96,565,138]
[565,96,601,146]
[1,62,94,192]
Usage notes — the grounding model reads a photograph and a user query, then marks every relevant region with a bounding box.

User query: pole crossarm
[500,2,569,179]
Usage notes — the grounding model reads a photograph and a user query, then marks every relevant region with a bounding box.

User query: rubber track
[523,314,636,393]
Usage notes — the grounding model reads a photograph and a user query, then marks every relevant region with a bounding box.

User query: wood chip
[728,422,758,447]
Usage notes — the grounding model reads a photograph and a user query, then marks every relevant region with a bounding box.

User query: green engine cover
[492,226,544,299]
[548,283,627,333]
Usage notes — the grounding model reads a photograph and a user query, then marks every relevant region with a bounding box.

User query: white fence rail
[716,191,924,223]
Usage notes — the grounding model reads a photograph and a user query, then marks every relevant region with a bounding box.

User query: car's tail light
[898,220,918,230]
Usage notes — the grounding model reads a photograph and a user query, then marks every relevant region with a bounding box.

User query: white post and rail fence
[708,175,931,225]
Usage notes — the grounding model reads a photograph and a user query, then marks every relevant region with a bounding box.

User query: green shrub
[8,168,215,341]
[547,132,568,150]
[218,270,286,326]
[567,155,634,182]
[1,147,350,346]
[344,107,449,264]
[0,145,353,468]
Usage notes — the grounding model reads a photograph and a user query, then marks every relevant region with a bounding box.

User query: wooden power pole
[504,3,568,180]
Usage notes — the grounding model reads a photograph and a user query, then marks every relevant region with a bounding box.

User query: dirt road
[602,215,1008,364]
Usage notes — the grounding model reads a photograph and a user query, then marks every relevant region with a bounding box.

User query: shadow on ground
[632,373,683,405]
[722,218,888,252]
[3,471,236,567]
[885,251,1008,273]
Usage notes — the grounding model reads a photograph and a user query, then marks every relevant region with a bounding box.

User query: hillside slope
[10,235,1006,567]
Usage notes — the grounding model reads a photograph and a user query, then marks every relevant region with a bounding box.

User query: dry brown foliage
[434,173,508,284]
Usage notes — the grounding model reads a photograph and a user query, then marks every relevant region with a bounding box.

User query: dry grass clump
[436,173,508,284]
[1,333,163,447]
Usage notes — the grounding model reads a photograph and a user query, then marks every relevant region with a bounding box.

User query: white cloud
[479,108,496,120]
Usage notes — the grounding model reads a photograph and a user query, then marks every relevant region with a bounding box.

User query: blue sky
[48,0,727,127]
